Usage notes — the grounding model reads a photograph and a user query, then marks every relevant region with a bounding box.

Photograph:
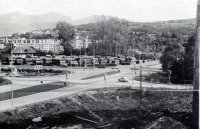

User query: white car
[60,61,68,67]
[118,77,128,82]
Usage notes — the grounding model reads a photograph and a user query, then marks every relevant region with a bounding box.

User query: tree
[37,49,47,56]
[81,18,130,57]
[160,41,184,72]
[183,36,195,83]
[160,35,194,84]
[55,21,75,55]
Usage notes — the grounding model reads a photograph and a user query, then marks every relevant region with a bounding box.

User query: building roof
[12,46,37,54]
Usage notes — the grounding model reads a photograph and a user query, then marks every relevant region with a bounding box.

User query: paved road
[0,81,68,101]
[0,61,192,111]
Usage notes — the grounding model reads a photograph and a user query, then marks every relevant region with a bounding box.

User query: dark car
[96,64,106,68]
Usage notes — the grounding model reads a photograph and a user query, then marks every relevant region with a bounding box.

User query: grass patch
[0,77,11,86]
[82,70,120,80]
[135,72,169,83]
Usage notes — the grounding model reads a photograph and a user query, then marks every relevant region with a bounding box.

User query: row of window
[11,40,57,44]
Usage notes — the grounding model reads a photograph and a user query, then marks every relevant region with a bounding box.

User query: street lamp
[151,79,153,88]
[167,70,172,84]
[132,48,135,88]
[138,51,141,64]
[93,48,95,68]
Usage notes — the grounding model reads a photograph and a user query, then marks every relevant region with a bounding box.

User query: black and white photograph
[0,0,199,129]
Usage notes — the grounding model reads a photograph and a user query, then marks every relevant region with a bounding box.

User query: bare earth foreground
[0,87,192,129]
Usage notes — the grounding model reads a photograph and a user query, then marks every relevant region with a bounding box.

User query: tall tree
[160,41,184,72]
[55,21,75,55]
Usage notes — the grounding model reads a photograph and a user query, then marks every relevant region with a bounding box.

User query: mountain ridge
[0,12,195,36]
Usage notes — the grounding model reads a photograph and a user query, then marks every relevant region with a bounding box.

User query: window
[36,40,39,43]
[32,40,35,43]
[18,40,21,43]
[27,40,30,43]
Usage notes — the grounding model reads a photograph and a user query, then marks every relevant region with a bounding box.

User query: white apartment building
[0,37,63,53]
[72,28,91,49]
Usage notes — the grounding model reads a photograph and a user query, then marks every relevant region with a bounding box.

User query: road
[0,61,192,111]
[0,81,68,101]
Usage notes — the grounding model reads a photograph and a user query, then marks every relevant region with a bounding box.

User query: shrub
[0,77,11,86]
[135,72,169,84]
[145,72,169,83]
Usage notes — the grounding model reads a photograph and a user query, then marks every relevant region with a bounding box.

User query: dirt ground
[0,87,192,129]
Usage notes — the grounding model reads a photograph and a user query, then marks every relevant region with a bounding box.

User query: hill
[127,18,195,34]
[0,12,72,36]
[73,15,121,25]
[0,12,196,36]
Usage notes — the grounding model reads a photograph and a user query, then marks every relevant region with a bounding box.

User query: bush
[135,72,169,84]
[1,68,11,72]
[0,77,11,86]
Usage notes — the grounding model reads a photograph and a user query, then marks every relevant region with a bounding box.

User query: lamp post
[115,42,118,58]
[93,48,95,68]
[150,79,154,88]
[70,46,73,72]
[167,70,172,84]
[132,47,135,88]
[139,51,141,64]
[84,41,86,71]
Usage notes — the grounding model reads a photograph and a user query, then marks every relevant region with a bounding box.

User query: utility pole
[193,1,200,128]
[10,42,14,109]
[132,42,135,88]
[84,38,87,71]
[93,48,95,68]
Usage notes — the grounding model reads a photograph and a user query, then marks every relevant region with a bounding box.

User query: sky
[0,0,197,22]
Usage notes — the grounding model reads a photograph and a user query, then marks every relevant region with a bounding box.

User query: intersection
[0,61,192,111]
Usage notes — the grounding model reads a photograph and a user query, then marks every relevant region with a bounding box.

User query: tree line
[10,18,195,84]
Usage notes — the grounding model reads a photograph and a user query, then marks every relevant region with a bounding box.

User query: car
[111,67,118,69]
[69,60,78,66]
[118,77,128,82]
[60,61,68,67]
[131,66,139,70]
[97,64,106,68]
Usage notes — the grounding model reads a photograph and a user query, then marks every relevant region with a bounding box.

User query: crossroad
[0,61,192,111]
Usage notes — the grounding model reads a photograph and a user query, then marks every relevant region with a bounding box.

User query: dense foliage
[77,18,194,57]
[55,21,75,55]
[160,35,195,84]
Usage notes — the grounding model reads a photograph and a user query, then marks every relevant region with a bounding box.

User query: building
[0,37,63,53]
[12,46,37,58]
[72,28,91,49]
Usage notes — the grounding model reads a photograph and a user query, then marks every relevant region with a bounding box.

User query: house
[12,46,37,58]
